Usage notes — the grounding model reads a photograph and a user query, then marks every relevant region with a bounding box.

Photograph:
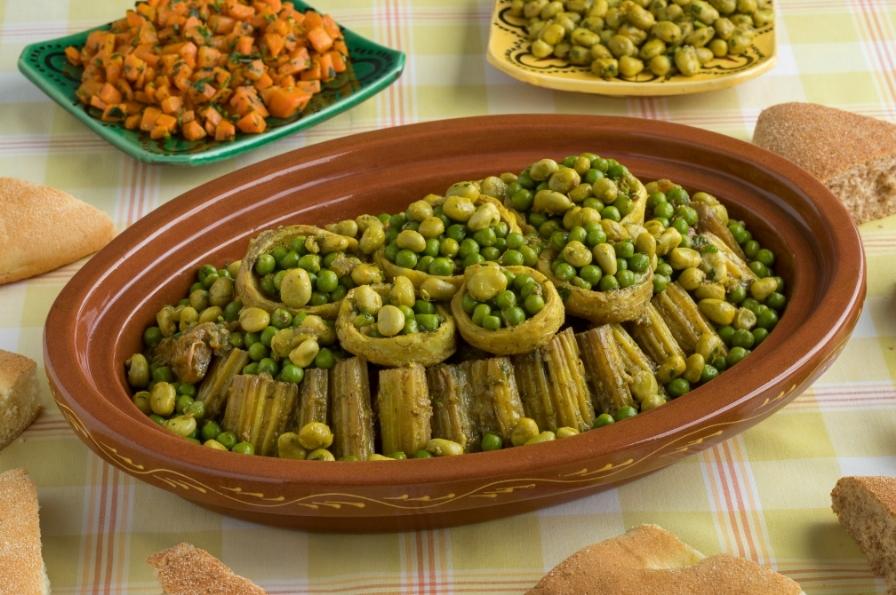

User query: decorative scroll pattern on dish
[53,380,802,512]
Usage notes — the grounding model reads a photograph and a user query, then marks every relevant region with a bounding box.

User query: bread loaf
[832,476,896,592]
[753,103,896,224]
[0,177,115,284]
[147,542,266,594]
[528,524,802,594]
[0,349,41,450]
[0,468,50,595]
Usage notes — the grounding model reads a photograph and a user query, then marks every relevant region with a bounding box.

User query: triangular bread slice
[527,524,802,594]
[147,542,266,595]
[832,476,896,591]
[0,468,49,595]
[752,103,896,224]
[0,177,115,284]
[0,349,41,450]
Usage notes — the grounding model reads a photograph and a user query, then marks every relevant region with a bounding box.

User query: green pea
[756,308,778,329]
[726,346,748,366]
[482,246,501,261]
[279,363,305,384]
[599,274,619,291]
[506,232,525,250]
[616,269,636,288]
[700,364,719,384]
[766,292,786,311]
[446,224,467,241]
[255,253,276,275]
[260,326,277,347]
[414,449,433,458]
[614,406,638,420]
[552,261,576,281]
[593,413,615,428]
[416,314,441,332]
[519,246,538,267]
[143,326,162,347]
[314,348,335,369]
[653,274,669,293]
[524,294,545,315]
[152,366,173,383]
[297,254,320,273]
[232,441,255,455]
[201,419,222,441]
[481,432,503,451]
[718,325,736,345]
[501,249,525,266]
[242,363,259,375]
[494,290,516,310]
[666,377,690,398]
[503,306,526,326]
[628,253,649,273]
[756,248,775,267]
[279,250,299,270]
[599,206,620,221]
[732,328,755,349]
[727,285,747,304]
[459,238,480,257]
[752,327,769,345]
[384,242,399,262]
[316,270,339,293]
[463,253,485,268]
[428,257,454,276]
[395,249,418,269]
[257,357,278,376]
[473,228,497,247]
[186,400,205,419]
[743,240,760,258]
[133,392,151,414]
[176,394,194,415]
[216,431,237,450]
[749,260,769,278]
[472,303,491,325]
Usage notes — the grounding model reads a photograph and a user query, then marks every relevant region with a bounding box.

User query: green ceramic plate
[17,1,405,166]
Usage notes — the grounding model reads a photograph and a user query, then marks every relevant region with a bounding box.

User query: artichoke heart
[451,265,564,355]
[335,284,456,367]
[373,194,522,300]
[236,224,360,320]
[538,248,653,324]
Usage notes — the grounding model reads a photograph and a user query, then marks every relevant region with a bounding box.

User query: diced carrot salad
[65,0,350,142]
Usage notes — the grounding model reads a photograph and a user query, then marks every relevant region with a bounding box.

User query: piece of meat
[153,322,230,384]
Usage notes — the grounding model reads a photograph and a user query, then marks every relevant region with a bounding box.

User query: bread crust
[147,542,266,594]
[0,177,115,284]
[0,468,48,595]
[528,524,802,595]
[0,349,41,450]
[831,476,896,590]
[752,103,896,224]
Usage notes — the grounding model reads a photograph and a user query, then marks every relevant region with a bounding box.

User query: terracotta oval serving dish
[44,115,865,532]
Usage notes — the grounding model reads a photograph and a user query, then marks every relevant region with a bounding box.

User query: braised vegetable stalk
[468,358,525,443]
[377,365,432,456]
[512,328,594,432]
[221,374,298,457]
[196,348,250,419]
[330,357,375,460]
[296,368,329,430]
[426,363,478,452]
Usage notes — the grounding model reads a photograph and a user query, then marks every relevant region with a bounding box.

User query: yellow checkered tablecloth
[1,0,895,593]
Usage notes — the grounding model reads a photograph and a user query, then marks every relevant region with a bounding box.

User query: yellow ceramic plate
[486,1,776,96]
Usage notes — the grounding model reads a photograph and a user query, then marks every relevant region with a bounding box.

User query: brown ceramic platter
[44,115,865,532]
